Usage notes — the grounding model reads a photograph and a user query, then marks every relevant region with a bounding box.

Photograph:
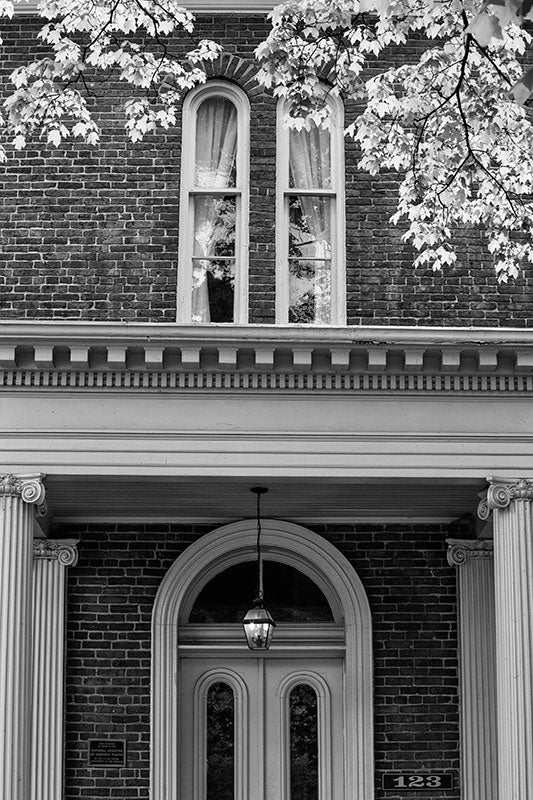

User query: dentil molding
[446,538,494,566]
[3,322,533,395]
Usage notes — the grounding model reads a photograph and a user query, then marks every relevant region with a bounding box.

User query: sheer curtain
[192,98,237,322]
[289,124,332,324]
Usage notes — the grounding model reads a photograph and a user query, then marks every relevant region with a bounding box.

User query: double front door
[180,656,345,800]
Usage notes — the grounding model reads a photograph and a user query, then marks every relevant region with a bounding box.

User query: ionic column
[0,474,46,800]
[479,478,533,800]
[447,538,497,800]
[31,539,78,800]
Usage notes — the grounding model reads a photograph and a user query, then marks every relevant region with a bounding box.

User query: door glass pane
[290,684,319,800]
[189,561,334,623]
[206,682,235,800]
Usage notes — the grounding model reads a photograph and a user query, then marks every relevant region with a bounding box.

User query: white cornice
[1,322,533,394]
[2,321,533,346]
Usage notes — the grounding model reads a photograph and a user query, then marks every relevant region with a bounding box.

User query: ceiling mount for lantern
[242,487,276,650]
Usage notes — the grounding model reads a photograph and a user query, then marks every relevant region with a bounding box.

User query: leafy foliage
[0,0,220,157]
[257,0,533,281]
[2,0,533,279]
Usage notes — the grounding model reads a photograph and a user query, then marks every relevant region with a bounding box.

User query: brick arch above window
[202,55,265,99]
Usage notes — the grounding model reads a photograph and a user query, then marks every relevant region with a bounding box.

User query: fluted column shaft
[0,474,45,800]
[447,538,497,800]
[480,479,533,800]
[31,540,78,800]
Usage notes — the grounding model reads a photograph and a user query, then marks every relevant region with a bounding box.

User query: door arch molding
[151,519,374,800]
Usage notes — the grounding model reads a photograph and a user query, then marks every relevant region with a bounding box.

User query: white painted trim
[276,95,345,325]
[151,519,374,800]
[177,81,250,324]
[3,319,533,346]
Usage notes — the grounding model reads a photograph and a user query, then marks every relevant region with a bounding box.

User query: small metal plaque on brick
[88,739,126,767]
[382,774,454,791]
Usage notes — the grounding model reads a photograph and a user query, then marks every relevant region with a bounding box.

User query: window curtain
[192,98,238,322]
[289,124,332,324]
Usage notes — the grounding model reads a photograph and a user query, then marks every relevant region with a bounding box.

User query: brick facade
[62,522,459,800]
[1,15,533,326]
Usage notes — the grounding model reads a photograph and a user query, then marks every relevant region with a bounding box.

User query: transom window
[189,560,334,624]
[276,97,346,325]
[178,82,250,324]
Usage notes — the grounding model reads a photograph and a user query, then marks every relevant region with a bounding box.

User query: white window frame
[276,96,346,326]
[177,81,250,324]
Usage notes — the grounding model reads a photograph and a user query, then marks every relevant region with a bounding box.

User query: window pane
[207,682,235,800]
[192,195,236,323]
[189,561,334,623]
[192,259,234,323]
[288,260,331,324]
[193,196,236,259]
[290,684,319,800]
[195,97,237,188]
[289,123,332,190]
[289,196,331,260]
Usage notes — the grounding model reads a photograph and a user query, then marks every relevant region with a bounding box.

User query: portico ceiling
[42,475,484,527]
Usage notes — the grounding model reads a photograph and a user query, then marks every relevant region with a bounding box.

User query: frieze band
[33,539,78,567]
[446,538,494,567]
[0,473,45,505]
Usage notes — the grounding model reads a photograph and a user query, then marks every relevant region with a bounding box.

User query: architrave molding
[151,519,374,800]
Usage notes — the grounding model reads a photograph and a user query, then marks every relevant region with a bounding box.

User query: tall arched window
[276,96,345,325]
[178,82,250,324]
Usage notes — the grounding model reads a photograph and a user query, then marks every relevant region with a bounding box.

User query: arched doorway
[151,520,374,800]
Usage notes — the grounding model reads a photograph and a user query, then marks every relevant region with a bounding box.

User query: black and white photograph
[0,0,532,798]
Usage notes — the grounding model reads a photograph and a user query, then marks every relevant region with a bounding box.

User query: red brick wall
[2,15,531,325]
[62,522,460,800]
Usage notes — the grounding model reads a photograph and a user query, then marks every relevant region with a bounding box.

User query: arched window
[178,82,250,323]
[276,96,345,325]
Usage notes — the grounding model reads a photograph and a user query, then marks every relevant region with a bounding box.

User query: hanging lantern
[242,487,276,650]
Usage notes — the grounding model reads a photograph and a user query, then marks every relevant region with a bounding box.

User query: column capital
[447,538,494,566]
[33,539,78,567]
[478,478,533,519]
[0,474,45,506]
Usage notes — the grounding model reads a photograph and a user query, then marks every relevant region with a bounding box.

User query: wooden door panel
[180,657,344,800]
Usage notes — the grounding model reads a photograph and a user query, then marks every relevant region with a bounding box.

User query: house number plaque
[382,774,454,790]
[88,739,126,767]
